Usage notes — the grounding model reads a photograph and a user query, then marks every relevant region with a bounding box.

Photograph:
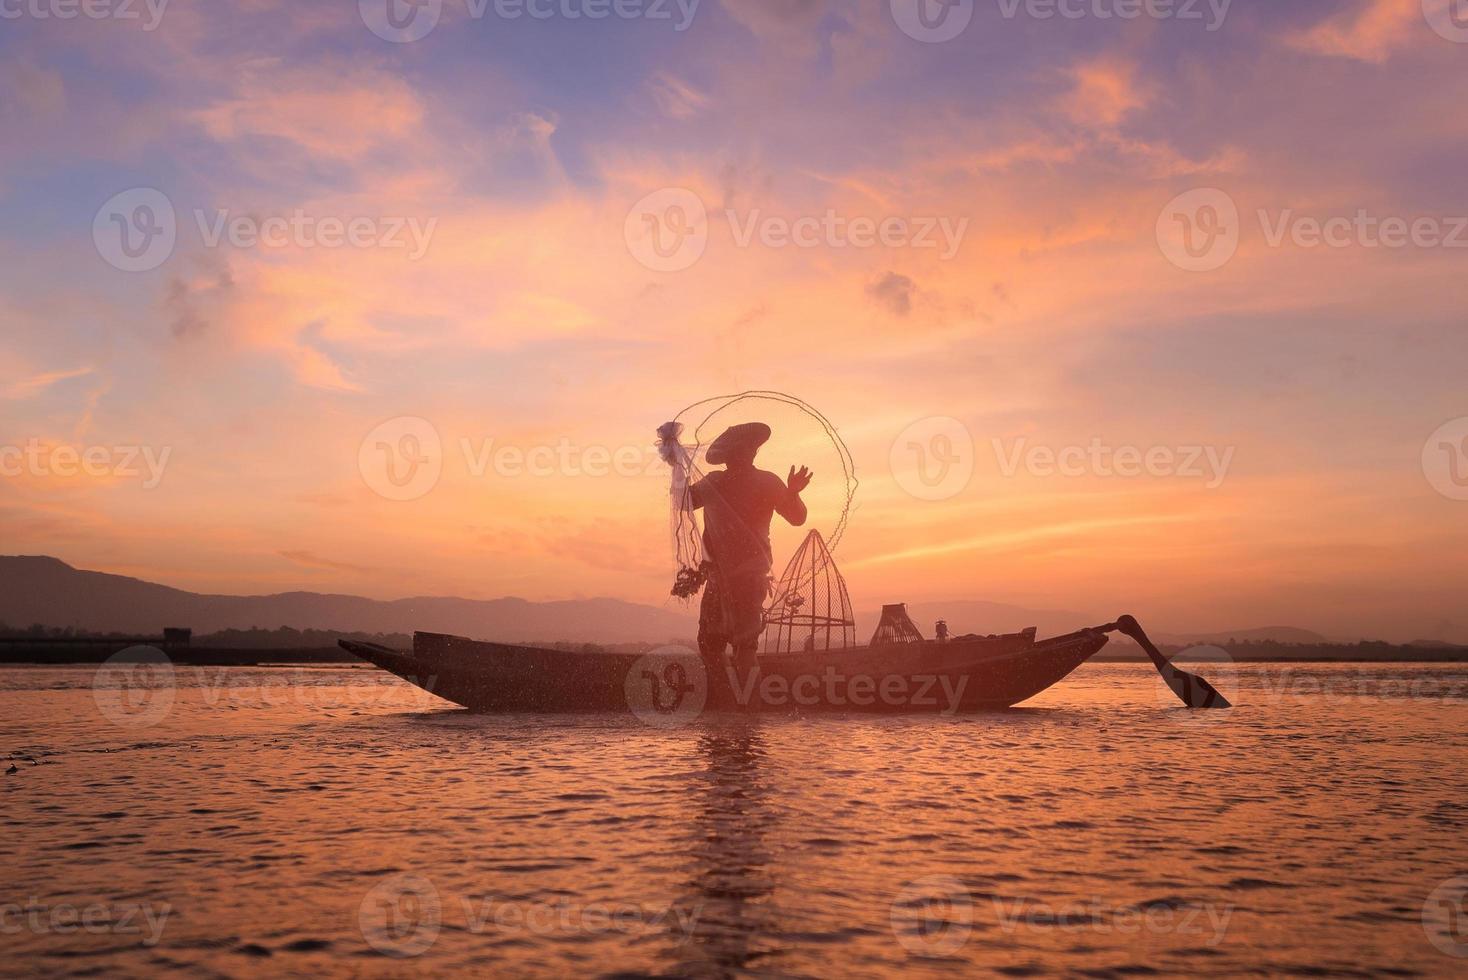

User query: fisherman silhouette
[691,422,812,696]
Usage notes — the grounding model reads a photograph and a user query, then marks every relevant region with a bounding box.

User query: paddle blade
[1161,663,1231,709]
[1114,614,1233,710]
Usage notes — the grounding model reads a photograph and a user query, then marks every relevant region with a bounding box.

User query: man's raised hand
[787,465,813,494]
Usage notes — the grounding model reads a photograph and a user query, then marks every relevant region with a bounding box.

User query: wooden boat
[338,626,1111,716]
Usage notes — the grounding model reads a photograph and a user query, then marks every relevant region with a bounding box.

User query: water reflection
[668,719,782,977]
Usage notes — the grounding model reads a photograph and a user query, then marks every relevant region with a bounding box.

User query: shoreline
[2,650,1466,666]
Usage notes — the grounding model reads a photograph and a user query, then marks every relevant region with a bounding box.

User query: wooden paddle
[1092,615,1232,709]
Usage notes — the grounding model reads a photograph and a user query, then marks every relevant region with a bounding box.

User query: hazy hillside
[0,556,696,644]
[4,556,1430,649]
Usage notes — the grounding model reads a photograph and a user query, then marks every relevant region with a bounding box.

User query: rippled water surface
[3,662,1467,978]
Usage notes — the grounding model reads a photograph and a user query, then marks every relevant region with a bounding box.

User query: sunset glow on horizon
[4,0,1466,643]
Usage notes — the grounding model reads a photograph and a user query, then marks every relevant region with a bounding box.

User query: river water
[2,662,1467,977]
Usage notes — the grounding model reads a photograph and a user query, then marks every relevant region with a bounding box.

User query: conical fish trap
[761,530,856,656]
[870,603,925,646]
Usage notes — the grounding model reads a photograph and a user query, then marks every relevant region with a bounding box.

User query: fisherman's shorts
[698,569,770,656]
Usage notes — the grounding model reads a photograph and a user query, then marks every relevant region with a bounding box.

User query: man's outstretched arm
[776,466,812,526]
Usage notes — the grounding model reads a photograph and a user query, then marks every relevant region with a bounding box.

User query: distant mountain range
[1,556,1450,649]
[0,556,695,644]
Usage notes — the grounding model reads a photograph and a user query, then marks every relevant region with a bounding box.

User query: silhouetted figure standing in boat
[692,423,812,691]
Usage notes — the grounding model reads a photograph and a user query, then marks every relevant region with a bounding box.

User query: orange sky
[2,0,1466,642]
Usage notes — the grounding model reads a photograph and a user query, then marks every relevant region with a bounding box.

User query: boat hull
[341,628,1108,716]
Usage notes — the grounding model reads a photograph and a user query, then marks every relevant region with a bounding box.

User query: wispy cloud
[2,367,94,400]
[1285,0,1422,64]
